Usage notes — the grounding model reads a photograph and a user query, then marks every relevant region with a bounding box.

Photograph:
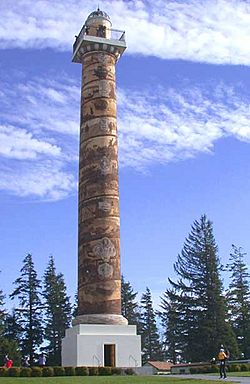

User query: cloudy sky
[1,0,250,308]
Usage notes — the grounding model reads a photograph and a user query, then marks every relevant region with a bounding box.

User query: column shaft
[78,51,121,318]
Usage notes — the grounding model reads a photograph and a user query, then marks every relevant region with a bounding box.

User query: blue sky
[1,0,250,309]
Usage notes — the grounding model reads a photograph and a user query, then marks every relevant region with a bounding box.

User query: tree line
[0,255,72,366]
[1,214,250,366]
[122,215,250,364]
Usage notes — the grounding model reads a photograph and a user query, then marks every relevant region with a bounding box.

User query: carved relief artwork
[83,100,116,120]
[99,118,116,134]
[92,237,116,262]
[99,118,108,132]
[100,156,117,176]
[100,155,111,175]
[108,120,116,132]
[98,263,114,279]
[81,118,116,140]
[98,200,112,212]
[83,85,99,100]
[94,65,109,79]
[83,81,115,101]
[94,99,108,110]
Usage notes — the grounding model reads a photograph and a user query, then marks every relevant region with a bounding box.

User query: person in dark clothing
[38,354,46,367]
[3,355,8,365]
[218,347,228,379]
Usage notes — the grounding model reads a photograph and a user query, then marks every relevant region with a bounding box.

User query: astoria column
[73,9,127,326]
[62,9,141,367]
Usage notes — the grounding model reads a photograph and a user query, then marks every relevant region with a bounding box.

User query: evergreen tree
[121,275,140,326]
[0,275,5,336]
[0,275,21,365]
[72,292,78,318]
[3,309,23,343]
[140,287,162,363]
[10,253,43,365]
[225,245,250,358]
[168,215,238,362]
[43,256,72,365]
[159,288,182,363]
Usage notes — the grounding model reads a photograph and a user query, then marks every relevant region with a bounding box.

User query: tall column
[73,10,127,326]
[62,11,142,367]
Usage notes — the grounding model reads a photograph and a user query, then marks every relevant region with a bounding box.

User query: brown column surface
[77,51,122,319]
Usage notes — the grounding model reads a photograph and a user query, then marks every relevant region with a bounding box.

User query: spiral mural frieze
[78,48,121,316]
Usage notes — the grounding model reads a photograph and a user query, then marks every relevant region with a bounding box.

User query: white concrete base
[62,324,141,367]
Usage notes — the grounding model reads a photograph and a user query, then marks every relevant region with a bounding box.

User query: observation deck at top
[72,24,126,63]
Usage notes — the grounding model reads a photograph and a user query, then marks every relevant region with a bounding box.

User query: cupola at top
[85,8,111,25]
[84,7,112,38]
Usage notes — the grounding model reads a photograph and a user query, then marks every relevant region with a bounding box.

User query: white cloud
[0,75,79,200]
[1,78,80,137]
[0,0,250,65]
[0,125,61,160]
[0,71,249,198]
[117,83,250,169]
[0,160,76,201]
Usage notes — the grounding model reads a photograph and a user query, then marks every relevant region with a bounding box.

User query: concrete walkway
[167,374,250,383]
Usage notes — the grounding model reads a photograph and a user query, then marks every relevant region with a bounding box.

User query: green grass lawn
[0,377,234,384]
[226,371,250,377]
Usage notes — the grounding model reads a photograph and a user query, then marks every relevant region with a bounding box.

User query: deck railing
[73,26,126,53]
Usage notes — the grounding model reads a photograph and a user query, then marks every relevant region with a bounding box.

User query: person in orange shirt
[218,346,228,379]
